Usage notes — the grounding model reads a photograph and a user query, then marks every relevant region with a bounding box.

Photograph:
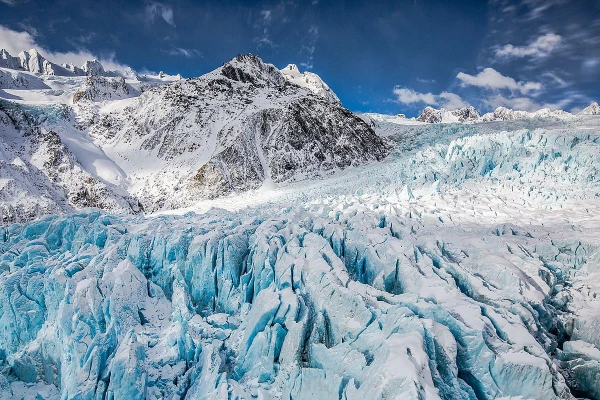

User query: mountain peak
[580,101,600,115]
[280,63,341,104]
[220,53,286,87]
[284,63,300,73]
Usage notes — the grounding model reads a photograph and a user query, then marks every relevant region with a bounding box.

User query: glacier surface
[1,117,600,399]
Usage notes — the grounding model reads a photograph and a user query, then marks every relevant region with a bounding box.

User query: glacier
[1,116,600,399]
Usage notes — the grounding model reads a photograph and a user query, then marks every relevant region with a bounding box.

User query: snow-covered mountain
[73,75,139,103]
[580,101,600,115]
[80,54,388,212]
[412,103,599,124]
[417,106,480,123]
[480,106,572,122]
[0,101,141,223]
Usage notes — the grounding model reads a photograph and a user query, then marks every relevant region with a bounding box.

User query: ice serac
[88,54,389,211]
[280,63,341,104]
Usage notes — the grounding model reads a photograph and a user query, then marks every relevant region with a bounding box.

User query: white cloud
[145,1,175,27]
[438,92,470,109]
[393,87,437,105]
[495,33,562,59]
[393,87,469,110]
[483,94,574,113]
[0,25,129,73]
[457,68,542,94]
[416,77,436,84]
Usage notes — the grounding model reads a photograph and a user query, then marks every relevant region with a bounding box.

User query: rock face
[280,63,341,104]
[417,106,480,123]
[89,54,389,211]
[451,106,480,122]
[73,75,138,103]
[579,101,600,115]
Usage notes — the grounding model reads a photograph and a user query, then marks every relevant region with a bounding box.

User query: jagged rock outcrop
[73,75,138,103]
[81,59,105,76]
[17,49,62,75]
[451,106,480,122]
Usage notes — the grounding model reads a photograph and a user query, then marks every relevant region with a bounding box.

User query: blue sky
[1,0,599,116]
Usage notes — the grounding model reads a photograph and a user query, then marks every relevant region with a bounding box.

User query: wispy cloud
[393,87,469,110]
[253,8,276,49]
[495,33,562,59]
[416,77,436,84]
[0,0,28,6]
[164,47,202,58]
[482,93,577,113]
[145,1,175,27]
[300,25,319,70]
[457,68,542,94]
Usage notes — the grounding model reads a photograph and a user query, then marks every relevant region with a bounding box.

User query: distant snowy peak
[417,106,480,123]
[0,48,109,77]
[0,49,21,70]
[480,106,572,122]
[281,63,341,104]
[18,49,61,75]
[579,101,600,115]
[62,59,105,76]
[414,105,578,124]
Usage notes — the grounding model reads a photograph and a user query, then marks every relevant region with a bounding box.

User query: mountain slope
[0,100,141,223]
